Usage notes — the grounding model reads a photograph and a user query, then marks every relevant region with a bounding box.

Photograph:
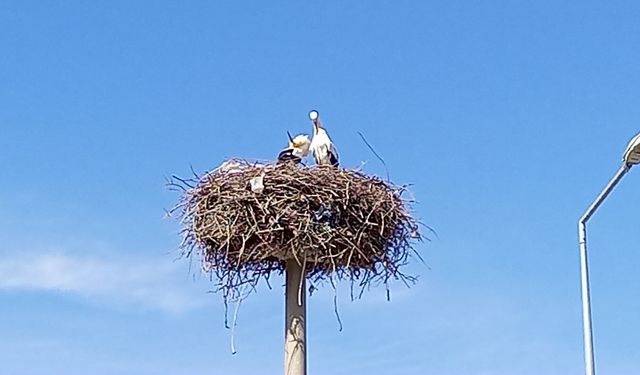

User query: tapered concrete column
[284,259,306,375]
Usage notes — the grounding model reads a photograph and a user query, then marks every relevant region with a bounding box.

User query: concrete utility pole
[284,259,307,375]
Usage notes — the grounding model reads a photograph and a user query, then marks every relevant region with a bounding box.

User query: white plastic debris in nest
[250,174,265,194]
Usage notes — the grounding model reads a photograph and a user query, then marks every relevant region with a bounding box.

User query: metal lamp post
[578,132,640,375]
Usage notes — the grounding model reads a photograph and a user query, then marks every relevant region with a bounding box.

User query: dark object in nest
[170,159,422,299]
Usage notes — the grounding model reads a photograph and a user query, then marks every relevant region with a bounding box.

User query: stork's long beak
[314,119,325,135]
[287,131,294,143]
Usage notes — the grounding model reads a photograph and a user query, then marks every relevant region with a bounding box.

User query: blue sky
[1,1,640,374]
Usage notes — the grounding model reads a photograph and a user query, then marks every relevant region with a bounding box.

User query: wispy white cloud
[0,253,208,313]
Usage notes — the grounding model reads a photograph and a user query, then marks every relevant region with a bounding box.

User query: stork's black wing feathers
[329,152,339,167]
[277,148,302,164]
[329,143,339,167]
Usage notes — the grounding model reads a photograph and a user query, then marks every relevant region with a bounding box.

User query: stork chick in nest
[277,131,311,164]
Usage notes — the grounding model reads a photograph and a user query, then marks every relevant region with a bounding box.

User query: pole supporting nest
[285,259,306,375]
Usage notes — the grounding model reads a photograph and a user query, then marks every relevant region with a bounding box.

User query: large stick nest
[170,159,423,299]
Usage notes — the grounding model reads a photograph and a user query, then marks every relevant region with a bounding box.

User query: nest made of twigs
[170,159,422,299]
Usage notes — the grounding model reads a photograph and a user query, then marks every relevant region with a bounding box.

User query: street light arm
[579,164,631,225]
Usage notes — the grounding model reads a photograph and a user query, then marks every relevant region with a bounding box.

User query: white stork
[309,110,339,167]
[277,131,311,164]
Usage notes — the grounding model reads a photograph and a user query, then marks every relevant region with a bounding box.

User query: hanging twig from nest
[330,276,343,332]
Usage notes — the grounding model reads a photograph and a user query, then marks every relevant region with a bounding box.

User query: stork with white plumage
[277,131,311,165]
[308,110,339,167]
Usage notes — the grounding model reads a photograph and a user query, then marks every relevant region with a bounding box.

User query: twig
[357,131,390,182]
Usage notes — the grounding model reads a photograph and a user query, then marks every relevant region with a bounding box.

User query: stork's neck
[314,126,327,137]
